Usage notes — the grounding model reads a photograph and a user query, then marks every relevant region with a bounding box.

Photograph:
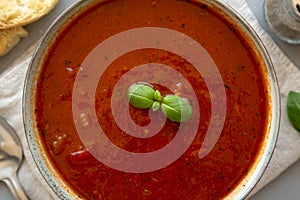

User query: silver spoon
[0,116,28,200]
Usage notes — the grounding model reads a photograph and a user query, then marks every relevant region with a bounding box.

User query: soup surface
[35,0,269,199]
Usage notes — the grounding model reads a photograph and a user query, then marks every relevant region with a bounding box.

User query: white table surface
[0,0,299,199]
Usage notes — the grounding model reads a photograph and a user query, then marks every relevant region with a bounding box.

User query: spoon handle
[3,172,28,200]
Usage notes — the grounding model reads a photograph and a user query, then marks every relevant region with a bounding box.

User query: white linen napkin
[0,43,56,199]
[0,0,299,199]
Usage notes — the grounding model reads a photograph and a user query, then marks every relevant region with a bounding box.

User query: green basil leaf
[127,84,155,109]
[161,95,192,122]
[151,101,161,111]
[154,90,163,102]
[287,91,300,132]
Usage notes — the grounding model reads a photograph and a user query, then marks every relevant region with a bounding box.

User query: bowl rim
[22,0,281,199]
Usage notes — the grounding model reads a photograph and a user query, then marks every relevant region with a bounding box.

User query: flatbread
[0,0,59,29]
[0,27,28,57]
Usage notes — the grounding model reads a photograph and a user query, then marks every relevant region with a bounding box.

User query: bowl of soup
[23,0,280,199]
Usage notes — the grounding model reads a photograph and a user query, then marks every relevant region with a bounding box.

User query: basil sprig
[287,91,300,132]
[127,83,192,122]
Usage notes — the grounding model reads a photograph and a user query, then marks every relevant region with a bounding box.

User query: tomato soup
[35,0,270,199]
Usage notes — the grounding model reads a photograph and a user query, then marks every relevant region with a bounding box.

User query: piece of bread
[0,27,28,57]
[0,0,59,29]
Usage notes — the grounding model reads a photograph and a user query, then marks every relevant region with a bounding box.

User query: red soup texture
[36,0,270,199]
